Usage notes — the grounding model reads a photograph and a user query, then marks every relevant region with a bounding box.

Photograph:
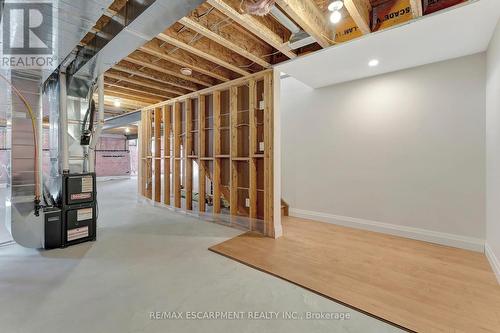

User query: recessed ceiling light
[368,59,379,67]
[330,10,342,24]
[180,67,192,76]
[125,127,130,133]
[114,99,121,107]
[328,1,344,12]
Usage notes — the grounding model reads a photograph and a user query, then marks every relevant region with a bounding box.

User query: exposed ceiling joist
[104,89,161,104]
[207,0,296,59]
[124,55,212,87]
[109,67,192,94]
[344,0,372,35]
[104,81,173,100]
[157,33,250,76]
[100,94,152,108]
[140,44,230,82]
[105,71,185,96]
[178,17,271,68]
[409,0,423,17]
[275,0,332,48]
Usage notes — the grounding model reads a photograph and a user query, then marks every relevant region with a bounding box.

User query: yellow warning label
[372,0,413,32]
[334,15,363,43]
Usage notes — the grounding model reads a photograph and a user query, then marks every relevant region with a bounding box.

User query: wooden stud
[198,96,206,212]
[154,108,162,202]
[163,105,171,206]
[146,110,153,199]
[140,111,146,196]
[230,160,238,216]
[275,0,332,48]
[179,17,271,68]
[249,80,257,221]
[409,0,423,18]
[186,100,193,210]
[263,72,274,236]
[213,91,221,214]
[230,86,238,216]
[344,0,372,35]
[157,33,250,77]
[173,102,182,208]
[207,0,296,59]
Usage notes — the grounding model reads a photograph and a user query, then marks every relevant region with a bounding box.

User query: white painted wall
[281,53,486,250]
[486,20,500,281]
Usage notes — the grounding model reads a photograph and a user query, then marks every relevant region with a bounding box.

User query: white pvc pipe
[89,74,105,173]
[59,72,69,173]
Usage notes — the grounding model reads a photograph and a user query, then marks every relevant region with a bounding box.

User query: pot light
[330,10,342,24]
[114,99,121,107]
[125,127,130,134]
[328,1,344,12]
[368,59,379,67]
[180,67,192,76]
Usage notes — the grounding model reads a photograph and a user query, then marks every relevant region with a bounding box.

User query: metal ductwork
[4,0,207,249]
[268,5,317,50]
[70,0,205,84]
[103,111,141,131]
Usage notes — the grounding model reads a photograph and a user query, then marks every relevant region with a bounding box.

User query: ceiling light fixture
[180,67,192,76]
[368,59,380,67]
[114,99,121,107]
[328,0,344,12]
[125,127,130,134]
[330,10,342,24]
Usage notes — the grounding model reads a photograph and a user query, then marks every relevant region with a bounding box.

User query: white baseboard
[485,242,500,285]
[289,208,485,252]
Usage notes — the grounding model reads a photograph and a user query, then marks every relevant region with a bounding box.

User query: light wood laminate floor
[210,216,500,332]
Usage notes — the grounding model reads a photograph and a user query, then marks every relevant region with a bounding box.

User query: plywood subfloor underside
[210,217,500,332]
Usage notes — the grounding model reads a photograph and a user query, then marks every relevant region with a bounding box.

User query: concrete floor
[0,178,402,333]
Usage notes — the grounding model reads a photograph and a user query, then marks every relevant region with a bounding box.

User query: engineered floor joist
[210,216,500,333]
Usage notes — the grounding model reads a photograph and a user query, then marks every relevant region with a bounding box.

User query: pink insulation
[95,135,131,177]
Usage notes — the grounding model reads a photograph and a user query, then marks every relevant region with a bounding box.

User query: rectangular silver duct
[72,0,205,83]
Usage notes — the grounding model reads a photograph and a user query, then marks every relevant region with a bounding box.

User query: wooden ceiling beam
[157,33,250,76]
[124,55,212,87]
[104,71,183,96]
[344,0,372,35]
[179,17,271,68]
[108,65,192,95]
[116,59,200,91]
[207,0,296,59]
[104,81,172,100]
[104,89,161,104]
[140,43,230,82]
[409,0,423,18]
[100,94,152,108]
[275,0,332,48]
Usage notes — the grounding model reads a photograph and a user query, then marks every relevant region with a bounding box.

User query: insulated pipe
[89,74,104,173]
[59,72,69,173]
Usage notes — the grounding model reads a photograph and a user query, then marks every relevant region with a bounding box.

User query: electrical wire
[0,73,40,202]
